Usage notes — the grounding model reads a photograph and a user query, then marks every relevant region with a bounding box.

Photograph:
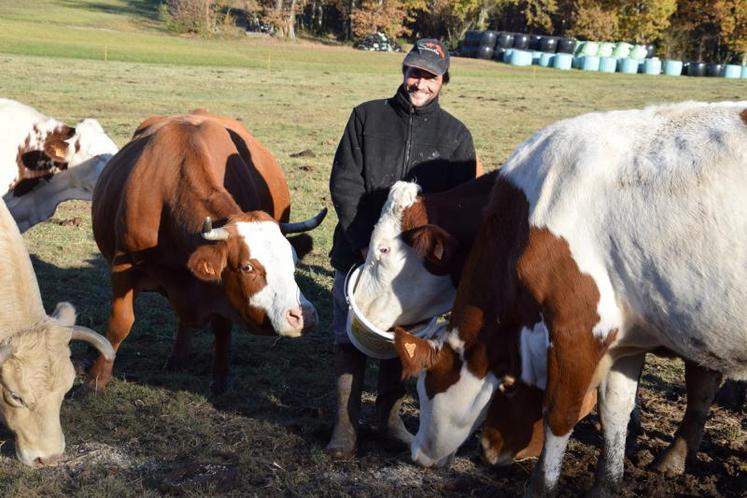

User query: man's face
[404,66,444,108]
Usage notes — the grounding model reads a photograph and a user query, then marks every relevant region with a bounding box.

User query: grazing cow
[0,197,114,467]
[89,110,325,393]
[394,101,747,495]
[356,175,721,472]
[0,98,118,232]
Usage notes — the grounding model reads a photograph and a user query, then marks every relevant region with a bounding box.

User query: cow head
[0,302,114,467]
[394,175,542,468]
[354,182,459,330]
[14,117,118,200]
[61,118,119,195]
[188,211,318,337]
[395,318,519,468]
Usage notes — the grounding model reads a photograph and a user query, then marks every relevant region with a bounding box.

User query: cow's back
[93,111,291,268]
[502,101,747,377]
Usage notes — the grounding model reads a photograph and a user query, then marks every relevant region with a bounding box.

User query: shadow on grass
[63,0,163,23]
[30,251,337,438]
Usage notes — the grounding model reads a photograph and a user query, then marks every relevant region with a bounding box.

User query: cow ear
[44,139,69,162]
[188,244,227,283]
[287,233,313,261]
[401,224,459,268]
[394,326,440,378]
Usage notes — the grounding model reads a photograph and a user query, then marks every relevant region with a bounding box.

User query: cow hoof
[653,451,686,477]
[589,484,616,498]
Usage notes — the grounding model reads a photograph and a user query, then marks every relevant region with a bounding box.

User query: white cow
[395,101,747,496]
[0,196,114,466]
[0,98,118,232]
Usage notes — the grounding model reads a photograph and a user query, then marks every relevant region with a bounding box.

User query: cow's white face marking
[411,340,499,467]
[236,221,314,336]
[63,118,119,193]
[354,182,455,330]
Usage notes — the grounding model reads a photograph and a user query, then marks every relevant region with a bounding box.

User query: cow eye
[5,390,24,407]
[378,246,390,255]
[241,263,254,273]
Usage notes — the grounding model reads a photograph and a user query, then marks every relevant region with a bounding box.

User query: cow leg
[88,270,137,392]
[210,315,233,394]
[654,361,721,476]
[525,332,605,497]
[525,424,572,498]
[375,357,413,448]
[164,322,193,371]
[592,353,646,497]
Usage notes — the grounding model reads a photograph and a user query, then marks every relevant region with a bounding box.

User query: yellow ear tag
[404,342,416,359]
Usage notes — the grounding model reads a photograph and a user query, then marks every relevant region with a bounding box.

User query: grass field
[0,1,744,496]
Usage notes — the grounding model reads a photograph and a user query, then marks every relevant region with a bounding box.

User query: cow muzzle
[280,304,317,337]
[411,445,455,469]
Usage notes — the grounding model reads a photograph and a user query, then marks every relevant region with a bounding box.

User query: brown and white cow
[0,98,118,232]
[0,197,114,467]
[88,110,325,393]
[392,101,747,495]
[356,174,722,473]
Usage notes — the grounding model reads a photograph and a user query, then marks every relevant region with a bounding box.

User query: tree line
[165,1,746,63]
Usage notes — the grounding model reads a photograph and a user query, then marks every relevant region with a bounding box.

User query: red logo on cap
[422,42,446,59]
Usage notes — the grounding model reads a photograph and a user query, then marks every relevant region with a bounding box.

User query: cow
[389,101,747,495]
[355,174,723,474]
[88,110,325,394]
[0,197,114,467]
[0,98,118,232]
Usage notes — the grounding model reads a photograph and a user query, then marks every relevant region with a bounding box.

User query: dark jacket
[329,85,477,271]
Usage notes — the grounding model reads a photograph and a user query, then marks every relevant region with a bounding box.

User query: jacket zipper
[402,108,414,179]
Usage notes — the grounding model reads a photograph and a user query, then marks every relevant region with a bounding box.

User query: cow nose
[34,453,63,467]
[285,307,304,330]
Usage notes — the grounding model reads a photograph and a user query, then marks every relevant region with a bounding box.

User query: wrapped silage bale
[629,44,648,59]
[723,64,741,79]
[599,57,617,73]
[597,42,615,57]
[612,42,632,58]
[539,53,555,67]
[575,41,599,56]
[663,60,683,76]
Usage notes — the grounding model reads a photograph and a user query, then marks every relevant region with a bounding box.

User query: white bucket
[344,265,441,359]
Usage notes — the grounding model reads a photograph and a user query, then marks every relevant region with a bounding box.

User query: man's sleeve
[449,125,478,186]
[329,109,370,252]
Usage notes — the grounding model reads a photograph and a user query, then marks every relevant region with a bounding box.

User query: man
[326,39,478,458]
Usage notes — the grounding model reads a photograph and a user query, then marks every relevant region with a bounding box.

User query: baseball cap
[403,38,449,76]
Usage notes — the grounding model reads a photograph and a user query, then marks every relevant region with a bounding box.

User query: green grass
[0,2,744,497]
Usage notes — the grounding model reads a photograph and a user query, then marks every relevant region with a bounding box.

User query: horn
[279,207,328,234]
[70,326,115,362]
[0,345,13,366]
[201,216,230,241]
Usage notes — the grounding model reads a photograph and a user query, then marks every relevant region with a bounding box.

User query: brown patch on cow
[404,176,531,398]
[395,327,439,378]
[75,139,81,153]
[400,171,499,285]
[482,384,545,463]
[482,384,598,464]
[740,108,747,125]
[516,228,614,437]
[394,327,463,398]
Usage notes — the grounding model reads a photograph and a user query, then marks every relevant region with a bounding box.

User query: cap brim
[403,60,444,76]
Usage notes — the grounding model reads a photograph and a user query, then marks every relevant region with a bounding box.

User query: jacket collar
[391,84,440,117]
